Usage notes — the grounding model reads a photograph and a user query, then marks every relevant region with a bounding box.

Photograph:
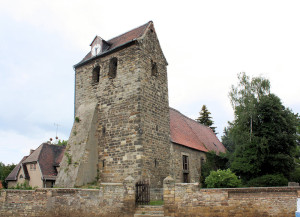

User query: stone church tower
[56,21,170,188]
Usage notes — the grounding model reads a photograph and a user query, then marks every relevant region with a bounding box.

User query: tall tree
[229,72,270,141]
[228,73,298,182]
[0,162,16,188]
[196,105,217,133]
[221,126,235,153]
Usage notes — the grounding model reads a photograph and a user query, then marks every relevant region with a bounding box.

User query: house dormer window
[90,36,105,57]
[90,35,110,57]
[92,44,101,56]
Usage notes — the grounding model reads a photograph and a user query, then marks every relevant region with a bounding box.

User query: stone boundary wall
[2,176,299,216]
[0,176,135,217]
[164,176,300,217]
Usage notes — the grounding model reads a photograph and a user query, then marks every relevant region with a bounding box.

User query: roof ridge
[169,107,224,152]
[37,143,47,162]
[75,21,152,68]
[170,107,208,151]
[107,21,151,43]
[169,107,211,130]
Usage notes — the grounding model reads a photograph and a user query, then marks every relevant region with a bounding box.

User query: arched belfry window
[151,60,158,77]
[108,57,118,79]
[92,66,100,84]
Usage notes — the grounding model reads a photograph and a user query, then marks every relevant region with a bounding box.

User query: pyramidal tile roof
[170,108,226,154]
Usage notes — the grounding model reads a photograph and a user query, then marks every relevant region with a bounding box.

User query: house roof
[21,143,65,180]
[5,156,28,181]
[170,108,226,154]
[75,21,151,68]
[22,144,43,163]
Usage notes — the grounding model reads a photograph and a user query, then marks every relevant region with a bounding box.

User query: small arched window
[108,57,118,79]
[92,66,100,84]
[151,60,158,77]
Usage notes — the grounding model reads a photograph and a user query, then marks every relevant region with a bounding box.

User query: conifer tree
[196,105,216,133]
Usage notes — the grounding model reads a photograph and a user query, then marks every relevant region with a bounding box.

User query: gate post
[123,176,135,216]
[163,176,175,216]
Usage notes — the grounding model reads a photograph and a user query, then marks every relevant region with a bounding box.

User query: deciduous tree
[0,162,16,188]
[228,73,298,182]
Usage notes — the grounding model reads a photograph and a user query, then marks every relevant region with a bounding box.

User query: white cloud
[0,130,69,164]
[0,0,299,164]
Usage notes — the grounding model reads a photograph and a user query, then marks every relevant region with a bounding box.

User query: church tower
[56,21,170,188]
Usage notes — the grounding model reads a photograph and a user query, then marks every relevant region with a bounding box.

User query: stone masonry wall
[95,44,144,183]
[57,42,145,186]
[138,22,170,188]
[0,176,135,217]
[171,143,206,183]
[164,176,300,217]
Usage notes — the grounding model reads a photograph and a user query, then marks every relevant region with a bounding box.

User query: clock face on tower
[92,44,101,56]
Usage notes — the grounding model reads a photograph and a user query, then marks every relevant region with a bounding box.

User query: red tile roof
[76,21,151,66]
[170,108,226,154]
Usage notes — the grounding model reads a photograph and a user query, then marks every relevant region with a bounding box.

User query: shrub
[289,167,300,183]
[246,174,288,187]
[9,182,33,190]
[57,139,67,146]
[65,152,72,165]
[205,169,241,188]
[200,151,229,187]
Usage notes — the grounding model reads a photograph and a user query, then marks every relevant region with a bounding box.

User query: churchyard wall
[1,176,299,216]
[0,178,135,217]
[164,176,300,217]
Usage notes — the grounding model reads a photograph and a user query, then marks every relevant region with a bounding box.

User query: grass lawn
[149,200,164,206]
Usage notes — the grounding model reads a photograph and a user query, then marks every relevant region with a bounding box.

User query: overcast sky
[1,0,299,165]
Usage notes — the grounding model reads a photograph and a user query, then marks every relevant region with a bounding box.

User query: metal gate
[135,180,150,205]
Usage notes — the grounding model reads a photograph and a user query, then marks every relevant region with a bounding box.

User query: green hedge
[246,174,288,187]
